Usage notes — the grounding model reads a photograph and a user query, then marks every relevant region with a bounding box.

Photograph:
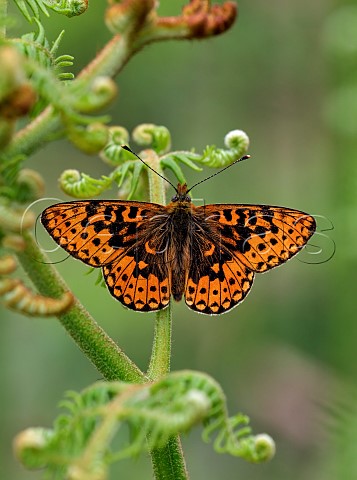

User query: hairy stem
[144,151,188,479]
[17,233,145,383]
[4,106,60,159]
[151,437,189,480]
[77,34,130,81]
[146,150,172,380]
[0,0,7,37]
[4,34,131,160]
[148,304,172,380]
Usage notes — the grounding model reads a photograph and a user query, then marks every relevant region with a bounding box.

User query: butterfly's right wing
[183,202,315,315]
[184,231,255,315]
[197,204,316,272]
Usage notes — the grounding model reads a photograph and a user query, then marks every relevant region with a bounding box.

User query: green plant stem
[144,150,188,479]
[146,150,172,380]
[0,0,7,37]
[4,34,131,160]
[17,233,145,383]
[148,304,172,380]
[151,437,189,480]
[4,107,60,158]
[78,34,130,81]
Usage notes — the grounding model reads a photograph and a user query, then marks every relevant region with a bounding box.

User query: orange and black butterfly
[41,150,316,315]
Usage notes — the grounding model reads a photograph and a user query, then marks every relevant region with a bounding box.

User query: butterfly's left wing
[102,243,171,312]
[197,204,316,272]
[41,200,165,267]
[42,200,172,312]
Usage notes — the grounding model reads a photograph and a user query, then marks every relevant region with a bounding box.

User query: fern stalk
[4,34,131,161]
[145,151,189,478]
[151,437,189,480]
[146,149,172,380]
[0,0,7,37]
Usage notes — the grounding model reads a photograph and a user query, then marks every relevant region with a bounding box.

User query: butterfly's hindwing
[102,232,172,312]
[184,228,254,314]
[103,253,170,312]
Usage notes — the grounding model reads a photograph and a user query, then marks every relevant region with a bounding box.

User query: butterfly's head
[171,183,191,203]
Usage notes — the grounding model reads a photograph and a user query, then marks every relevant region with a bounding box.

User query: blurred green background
[1,1,356,479]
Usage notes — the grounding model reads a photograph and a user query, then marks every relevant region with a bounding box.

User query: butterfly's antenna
[186,154,251,194]
[121,145,178,193]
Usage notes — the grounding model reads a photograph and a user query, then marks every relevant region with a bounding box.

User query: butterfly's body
[164,201,192,302]
[42,183,316,315]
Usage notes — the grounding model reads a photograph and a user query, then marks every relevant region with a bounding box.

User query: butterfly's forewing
[198,204,316,273]
[41,200,161,267]
[41,200,172,312]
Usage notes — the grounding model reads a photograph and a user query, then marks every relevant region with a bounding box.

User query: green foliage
[322,389,357,479]
[13,0,88,22]
[15,371,275,479]
[12,20,74,79]
[132,123,172,155]
[13,0,49,22]
[65,124,250,199]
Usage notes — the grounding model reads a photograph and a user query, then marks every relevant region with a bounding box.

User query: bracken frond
[14,371,275,479]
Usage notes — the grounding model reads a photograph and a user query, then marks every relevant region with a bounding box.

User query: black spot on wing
[108,235,123,249]
[127,206,139,219]
[93,221,106,233]
[223,209,232,221]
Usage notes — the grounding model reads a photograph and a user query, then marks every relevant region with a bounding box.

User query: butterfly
[41,164,316,315]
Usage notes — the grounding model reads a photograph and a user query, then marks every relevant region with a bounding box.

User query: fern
[12,22,74,79]
[14,371,275,479]
[13,0,49,22]
[13,0,88,22]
